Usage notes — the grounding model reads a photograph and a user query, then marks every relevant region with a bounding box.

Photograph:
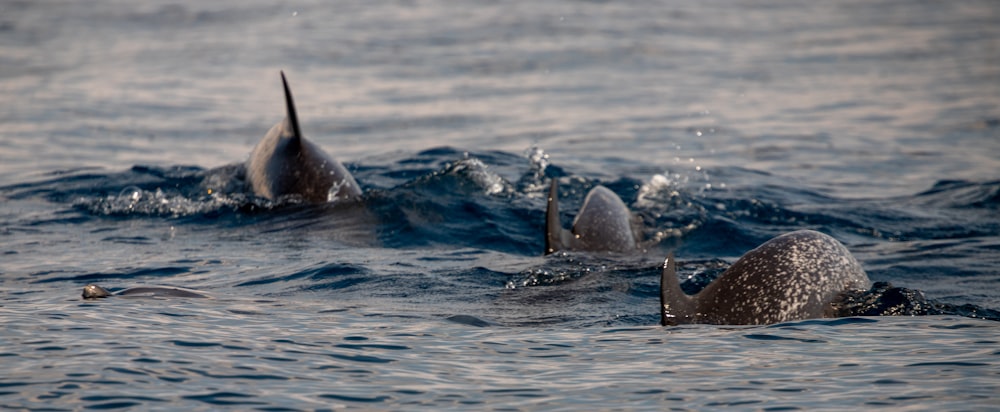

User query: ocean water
[2,0,999,410]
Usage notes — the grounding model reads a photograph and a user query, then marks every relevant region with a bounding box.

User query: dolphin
[545,180,640,254]
[245,72,362,203]
[659,230,870,325]
[82,284,210,299]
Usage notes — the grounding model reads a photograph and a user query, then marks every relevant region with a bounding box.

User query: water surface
[2,0,999,409]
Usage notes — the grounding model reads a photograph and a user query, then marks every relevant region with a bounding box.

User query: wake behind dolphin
[545,180,641,254]
[660,230,870,325]
[246,72,361,203]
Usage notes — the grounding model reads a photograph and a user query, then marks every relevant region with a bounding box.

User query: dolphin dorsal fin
[280,71,303,147]
[545,180,572,255]
[660,252,693,326]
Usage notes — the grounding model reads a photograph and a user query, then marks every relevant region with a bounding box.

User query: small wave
[742,334,826,343]
[182,392,265,406]
[445,314,493,327]
[235,262,370,291]
[318,393,392,403]
[35,266,191,284]
[404,154,514,196]
[913,180,1000,210]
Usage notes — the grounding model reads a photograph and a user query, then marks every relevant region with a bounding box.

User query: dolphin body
[660,230,871,325]
[246,72,362,203]
[545,180,640,254]
[82,284,210,299]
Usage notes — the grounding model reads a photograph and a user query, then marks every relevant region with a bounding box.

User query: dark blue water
[2,0,999,409]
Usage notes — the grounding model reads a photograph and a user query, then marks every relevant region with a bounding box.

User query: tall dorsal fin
[544,180,572,255]
[660,252,693,326]
[280,71,303,146]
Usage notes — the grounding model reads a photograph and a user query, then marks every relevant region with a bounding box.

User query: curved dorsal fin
[280,71,303,147]
[660,252,693,325]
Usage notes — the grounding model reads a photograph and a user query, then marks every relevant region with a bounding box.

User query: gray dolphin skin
[545,180,640,254]
[660,230,871,325]
[82,284,210,299]
[245,72,362,203]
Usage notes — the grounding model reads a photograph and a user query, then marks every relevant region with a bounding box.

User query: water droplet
[118,186,143,203]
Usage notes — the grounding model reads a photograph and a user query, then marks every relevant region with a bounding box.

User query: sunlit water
[2,0,999,410]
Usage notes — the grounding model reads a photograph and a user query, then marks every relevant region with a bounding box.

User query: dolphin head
[82,284,113,299]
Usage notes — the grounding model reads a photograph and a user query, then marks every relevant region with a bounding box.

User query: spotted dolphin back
[245,72,361,203]
[545,180,639,254]
[660,230,870,325]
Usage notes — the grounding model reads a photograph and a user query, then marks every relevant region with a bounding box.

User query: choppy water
[2,0,999,410]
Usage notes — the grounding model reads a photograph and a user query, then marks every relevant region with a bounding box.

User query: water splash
[634,173,707,243]
[440,156,512,196]
[79,187,244,217]
[517,145,550,194]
